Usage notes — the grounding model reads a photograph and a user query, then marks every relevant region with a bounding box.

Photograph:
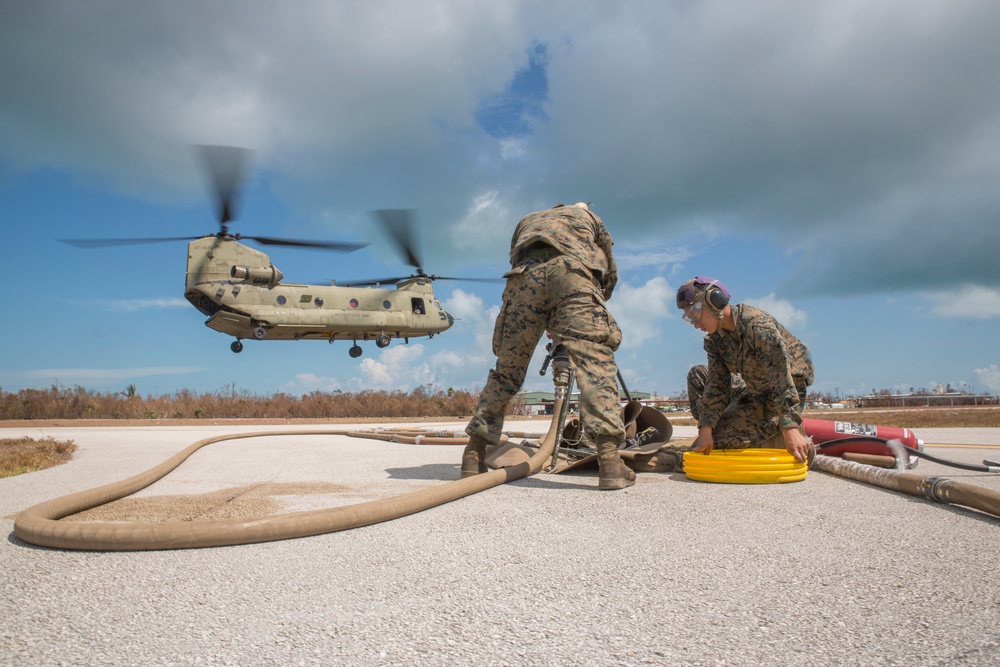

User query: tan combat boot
[595,436,636,490]
[461,434,491,478]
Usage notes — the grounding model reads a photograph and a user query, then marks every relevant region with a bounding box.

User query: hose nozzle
[550,344,571,390]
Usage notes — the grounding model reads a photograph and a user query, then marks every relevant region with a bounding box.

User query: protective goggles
[680,299,704,325]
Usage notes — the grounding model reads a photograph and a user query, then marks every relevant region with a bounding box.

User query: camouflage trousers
[686,365,808,449]
[466,256,626,446]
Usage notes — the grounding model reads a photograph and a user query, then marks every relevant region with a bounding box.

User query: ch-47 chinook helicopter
[63,146,499,357]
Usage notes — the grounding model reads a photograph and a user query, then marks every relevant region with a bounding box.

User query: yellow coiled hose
[683,448,808,484]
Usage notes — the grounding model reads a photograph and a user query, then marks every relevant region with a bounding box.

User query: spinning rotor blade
[338,210,501,286]
[337,274,502,288]
[423,275,503,283]
[199,145,252,227]
[373,209,421,271]
[243,235,366,252]
[338,276,407,288]
[60,145,366,254]
[199,146,365,251]
[61,234,365,252]
[60,236,200,248]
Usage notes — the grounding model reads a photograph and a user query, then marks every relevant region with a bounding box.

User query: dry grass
[668,406,1000,429]
[805,407,1000,428]
[0,385,487,421]
[0,437,77,478]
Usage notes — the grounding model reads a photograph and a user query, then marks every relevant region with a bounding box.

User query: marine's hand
[783,427,811,463]
[692,426,714,455]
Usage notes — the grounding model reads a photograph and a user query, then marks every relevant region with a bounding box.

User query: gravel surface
[2,421,999,667]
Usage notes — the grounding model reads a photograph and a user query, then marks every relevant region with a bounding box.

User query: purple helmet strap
[693,275,730,300]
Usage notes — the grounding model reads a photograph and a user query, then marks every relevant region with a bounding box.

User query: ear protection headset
[694,276,731,312]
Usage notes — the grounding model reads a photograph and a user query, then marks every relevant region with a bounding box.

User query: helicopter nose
[445,311,454,326]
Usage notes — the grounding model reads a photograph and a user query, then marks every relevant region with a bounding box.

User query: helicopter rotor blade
[60,145,366,256]
[199,145,252,228]
[244,235,367,252]
[60,236,201,248]
[373,209,421,271]
[336,274,502,288]
[337,276,408,288]
[424,275,503,283]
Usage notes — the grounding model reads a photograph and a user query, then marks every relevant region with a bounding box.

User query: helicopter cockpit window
[383,300,392,309]
[276,295,287,306]
[314,297,324,307]
[412,298,426,315]
[349,298,359,309]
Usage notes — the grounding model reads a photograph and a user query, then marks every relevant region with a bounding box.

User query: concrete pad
[2,421,998,666]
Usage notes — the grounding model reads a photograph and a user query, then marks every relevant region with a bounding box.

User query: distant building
[856,393,999,408]
[513,391,555,415]
[808,402,847,410]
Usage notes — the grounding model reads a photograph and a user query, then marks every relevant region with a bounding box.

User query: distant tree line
[5,383,992,422]
[0,384,530,421]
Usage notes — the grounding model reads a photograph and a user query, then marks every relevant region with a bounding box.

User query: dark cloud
[530,2,1000,295]
[3,0,998,293]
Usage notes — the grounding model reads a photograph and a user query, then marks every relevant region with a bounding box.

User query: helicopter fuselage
[183,236,454,354]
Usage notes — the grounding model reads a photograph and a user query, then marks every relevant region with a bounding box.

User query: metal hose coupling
[918,476,954,503]
[550,344,571,394]
[546,344,574,473]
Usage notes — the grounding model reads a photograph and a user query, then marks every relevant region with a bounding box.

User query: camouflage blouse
[698,304,814,431]
[508,205,618,300]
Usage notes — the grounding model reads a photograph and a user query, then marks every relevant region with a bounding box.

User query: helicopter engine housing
[231,265,284,287]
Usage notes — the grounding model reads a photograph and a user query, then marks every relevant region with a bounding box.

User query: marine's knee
[687,364,708,385]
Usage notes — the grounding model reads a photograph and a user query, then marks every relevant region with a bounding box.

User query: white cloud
[607,277,674,348]
[615,246,696,271]
[358,358,395,388]
[283,373,343,394]
[974,364,1000,392]
[427,349,468,370]
[381,342,426,368]
[744,293,809,331]
[451,190,514,254]
[922,285,1000,319]
[445,290,499,354]
[411,362,438,388]
[355,343,427,389]
[499,137,529,160]
[445,289,486,321]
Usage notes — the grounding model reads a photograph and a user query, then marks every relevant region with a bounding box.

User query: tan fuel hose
[14,411,564,551]
[813,454,1000,520]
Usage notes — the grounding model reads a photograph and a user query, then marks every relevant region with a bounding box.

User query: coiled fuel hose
[15,403,565,552]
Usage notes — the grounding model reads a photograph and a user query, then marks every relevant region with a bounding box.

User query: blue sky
[2,0,1000,400]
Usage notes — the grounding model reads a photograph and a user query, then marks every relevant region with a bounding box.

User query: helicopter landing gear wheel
[349,344,363,358]
[252,326,266,340]
[231,340,244,353]
[376,334,391,348]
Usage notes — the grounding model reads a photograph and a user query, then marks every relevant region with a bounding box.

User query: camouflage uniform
[688,304,814,449]
[466,204,626,447]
